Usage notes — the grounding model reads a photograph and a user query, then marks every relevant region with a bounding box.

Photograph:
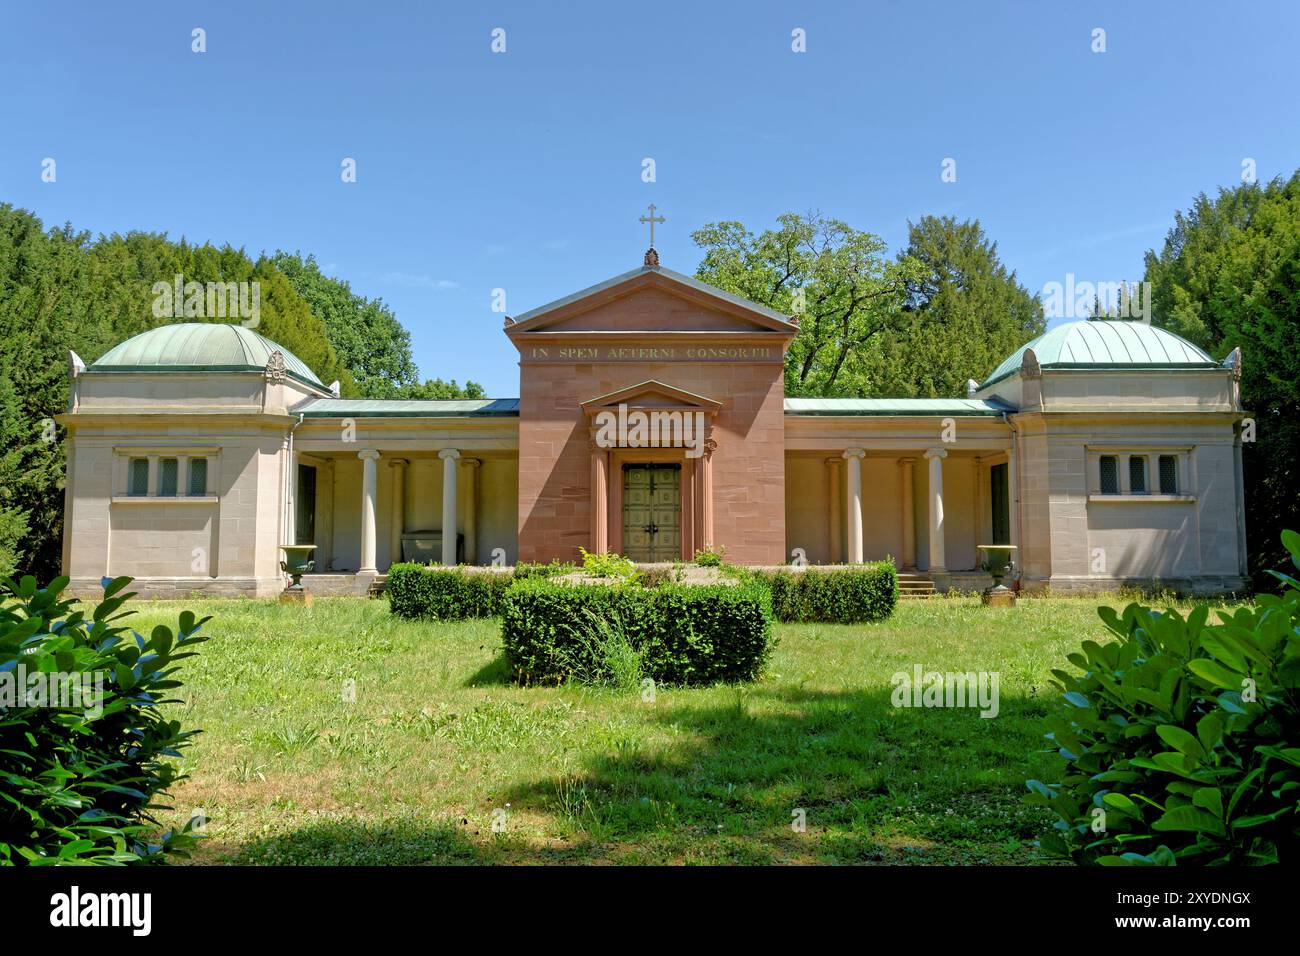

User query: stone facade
[58,263,1251,598]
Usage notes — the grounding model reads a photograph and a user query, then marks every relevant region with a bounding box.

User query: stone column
[1007,442,1021,558]
[825,457,842,563]
[439,449,460,566]
[283,445,296,543]
[358,450,380,574]
[590,444,609,553]
[1233,428,1248,578]
[700,439,716,550]
[843,448,865,564]
[388,459,408,567]
[972,456,983,545]
[462,458,480,564]
[899,457,916,569]
[924,448,947,572]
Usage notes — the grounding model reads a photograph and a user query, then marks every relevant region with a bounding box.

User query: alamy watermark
[593,403,706,459]
[152,274,260,327]
[0,664,106,718]
[890,664,1000,718]
[1040,274,1149,322]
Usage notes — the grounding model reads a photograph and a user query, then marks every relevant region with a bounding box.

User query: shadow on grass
[214,685,1061,865]
[495,683,1058,865]
[464,653,513,687]
[228,818,490,865]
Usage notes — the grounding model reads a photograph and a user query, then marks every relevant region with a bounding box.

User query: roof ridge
[230,323,259,366]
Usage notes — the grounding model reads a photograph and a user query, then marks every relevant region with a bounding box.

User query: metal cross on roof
[639,203,665,248]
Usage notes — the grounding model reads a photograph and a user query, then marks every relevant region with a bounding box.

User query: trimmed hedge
[387,564,513,619]
[745,562,899,623]
[387,562,576,620]
[501,578,774,685]
[389,560,899,626]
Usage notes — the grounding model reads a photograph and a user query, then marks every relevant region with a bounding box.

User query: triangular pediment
[504,265,797,336]
[579,379,724,415]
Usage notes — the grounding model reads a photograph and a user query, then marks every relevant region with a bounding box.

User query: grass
[122,591,1234,865]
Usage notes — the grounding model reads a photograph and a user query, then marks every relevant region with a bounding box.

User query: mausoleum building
[58,255,1250,597]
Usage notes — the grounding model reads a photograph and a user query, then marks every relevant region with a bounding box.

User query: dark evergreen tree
[869,216,1045,397]
[1143,173,1300,583]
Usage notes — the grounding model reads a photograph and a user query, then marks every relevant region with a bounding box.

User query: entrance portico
[579,379,722,560]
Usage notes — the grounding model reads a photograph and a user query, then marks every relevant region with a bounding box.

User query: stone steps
[897,572,936,598]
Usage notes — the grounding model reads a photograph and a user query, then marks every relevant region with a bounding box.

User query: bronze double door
[622,463,681,562]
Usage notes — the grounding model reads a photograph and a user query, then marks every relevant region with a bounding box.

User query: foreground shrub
[0,576,207,865]
[1026,531,1300,865]
[578,549,637,579]
[501,578,774,685]
[745,562,899,623]
[694,546,726,567]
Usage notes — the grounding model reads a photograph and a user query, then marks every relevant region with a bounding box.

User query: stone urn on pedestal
[279,544,317,605]
[976,544,1018,607]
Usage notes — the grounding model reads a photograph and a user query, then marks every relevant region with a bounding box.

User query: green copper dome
[983,320,1217,388]
[89,323,323,387]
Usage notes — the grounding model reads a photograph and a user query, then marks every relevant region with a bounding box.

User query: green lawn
[126,593,1223,865]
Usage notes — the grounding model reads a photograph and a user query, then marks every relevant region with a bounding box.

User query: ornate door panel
[622,464,681,561]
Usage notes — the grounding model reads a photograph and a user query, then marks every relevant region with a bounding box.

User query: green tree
[1143,173,1300,582]
[84,233,357,394]
[0,207,93,578]
[399,378,487,400]
[692,212,919,396]
[868,216,1045,397]
[270,252,420,397]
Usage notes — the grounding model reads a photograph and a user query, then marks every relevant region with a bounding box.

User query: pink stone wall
[513,290,790,565]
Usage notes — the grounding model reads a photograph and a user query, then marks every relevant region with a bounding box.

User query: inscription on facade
[528,346,776,361]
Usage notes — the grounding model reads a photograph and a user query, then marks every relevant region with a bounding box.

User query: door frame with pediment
[581,380,720,561]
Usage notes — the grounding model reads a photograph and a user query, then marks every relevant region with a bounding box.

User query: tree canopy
[1143,173,1300,582]
[692,211,1042,399]
[270,252,416,397]
[271,251,485,400]
[693,212,920,397]
[872,215,1045,397]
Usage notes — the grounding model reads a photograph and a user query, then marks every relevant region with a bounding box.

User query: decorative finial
[639,203,665,260]
[1225,346,1242,381]
[1021,348,1042,380]
[643,247,660,268]
[264,350,287,384]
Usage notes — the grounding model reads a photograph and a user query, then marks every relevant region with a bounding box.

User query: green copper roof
[983,320,1217,388]
[299,398,519,418]
[89,323,324,387]
[784,397,1011,417]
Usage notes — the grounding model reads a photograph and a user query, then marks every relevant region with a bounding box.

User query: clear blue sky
[3,0,1297,396]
